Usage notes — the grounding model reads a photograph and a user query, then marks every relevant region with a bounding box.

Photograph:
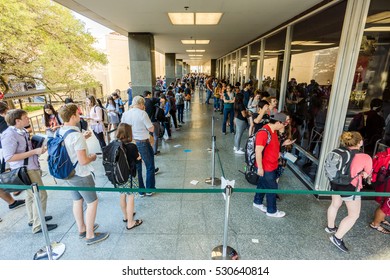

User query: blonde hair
[340,131,363,147]
[58,103,78,122]
[116,123,132,143]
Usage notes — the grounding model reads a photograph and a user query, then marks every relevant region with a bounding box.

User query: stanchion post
[32,183,53,260]
[206,111,221,185]
[211,185,238,260]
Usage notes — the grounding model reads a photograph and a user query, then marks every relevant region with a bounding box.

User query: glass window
[285,1,347,184]
[250,41,261,89]
[345,0,390,157]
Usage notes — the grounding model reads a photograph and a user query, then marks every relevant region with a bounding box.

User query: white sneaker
[234,149,245,155]
[233,147,237,151]
[253,203,267,213]
[266,210,286,218]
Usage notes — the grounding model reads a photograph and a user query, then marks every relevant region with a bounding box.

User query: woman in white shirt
[86,95,106,150]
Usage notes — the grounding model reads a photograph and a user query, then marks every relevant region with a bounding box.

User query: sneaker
[0,217,2,222]
[28,216,53,227]
[325,226,338,234]
[266,210,286,218]
[154,151,161,155]
[234,150,245,155]
[253,203,267,213]
[79,223,100,239]
[86,232,110,245]
[138,193,145,197]
[9,200,25,210]
[154,168,160,175]
[329,235,348,252]
[233,147,237,151]
[145,192,154,196]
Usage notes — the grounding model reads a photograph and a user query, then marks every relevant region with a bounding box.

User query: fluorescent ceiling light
[365,26,390,32]
[195,13,223,25]
[181,40,210,45]
[186,49,206,53]
[291,40,335,46]
[366,11,390,24]
[168,13,194,25]
[188,54,203,57]
[168,13,223,25]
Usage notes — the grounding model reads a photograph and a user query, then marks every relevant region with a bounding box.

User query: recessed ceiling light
[168,13,223,25]
[365,26,390,32]
[181,40,210,45]
[168,13,194,25]
[186,49,206,53]
[195,13,223,25]
[188,54,203,57]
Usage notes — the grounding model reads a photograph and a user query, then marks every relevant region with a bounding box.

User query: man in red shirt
[253,112,292,218]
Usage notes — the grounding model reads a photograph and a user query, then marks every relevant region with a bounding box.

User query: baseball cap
[270,112,287,123]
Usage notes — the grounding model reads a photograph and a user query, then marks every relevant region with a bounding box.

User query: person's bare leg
[327,195,342,228]
[85,199,98,239]
[335,199,361,239]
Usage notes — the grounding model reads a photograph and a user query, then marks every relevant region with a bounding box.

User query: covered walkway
[0,90,388,260]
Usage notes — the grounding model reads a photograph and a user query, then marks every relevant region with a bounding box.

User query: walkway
[0,89,388,260]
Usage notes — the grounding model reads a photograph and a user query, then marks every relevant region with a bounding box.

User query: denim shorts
[66,175,97,203]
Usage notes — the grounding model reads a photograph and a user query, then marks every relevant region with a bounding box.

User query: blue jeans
[135,141,156,194]
[253,169,278,214]
[213,97,220,110]
[177,104,184,123]
[205,89,212,104]
[222,107,234,133]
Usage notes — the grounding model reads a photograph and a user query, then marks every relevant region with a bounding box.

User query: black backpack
[102,140,135,187]
[242,128,271,185]
[155,105,165,122]
[324,147,358,185]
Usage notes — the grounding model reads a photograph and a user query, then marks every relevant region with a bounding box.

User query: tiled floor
[0,89,389,260]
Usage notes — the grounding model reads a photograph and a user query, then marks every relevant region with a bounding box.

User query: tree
[0,0,108,93]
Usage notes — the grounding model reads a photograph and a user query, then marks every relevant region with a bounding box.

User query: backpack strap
[58,129,79,167]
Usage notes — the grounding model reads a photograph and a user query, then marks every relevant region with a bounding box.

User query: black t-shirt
[0,115,8,149]
[235,103,247,121]
[123,142,139,176]
[144,97,159,122]
[252,113,270,134]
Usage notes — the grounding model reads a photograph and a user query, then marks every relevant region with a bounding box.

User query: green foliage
[0,0,108,93]
[24,105,43,112]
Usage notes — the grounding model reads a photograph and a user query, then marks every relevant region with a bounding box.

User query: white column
[258,39,265,90]
[246,45,250,83]
[278,25,293,112]
[315,0,371,191]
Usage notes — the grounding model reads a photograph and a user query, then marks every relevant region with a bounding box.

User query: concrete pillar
[187,64,190,74]
[183,62,187,75]
[128,33,156,96]
[176,59,183,79]
[211,59,217,77]
[165,53,176,87]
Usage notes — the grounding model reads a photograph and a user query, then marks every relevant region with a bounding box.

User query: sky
[72,12,113,50]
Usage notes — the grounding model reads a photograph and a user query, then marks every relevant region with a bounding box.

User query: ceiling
[54,0,328,65]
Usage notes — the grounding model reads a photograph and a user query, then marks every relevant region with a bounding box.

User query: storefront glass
[250,40,261,89]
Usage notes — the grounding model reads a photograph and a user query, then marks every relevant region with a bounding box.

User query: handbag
[0,134,31,192]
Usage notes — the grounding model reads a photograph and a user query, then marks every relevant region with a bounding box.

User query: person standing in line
[121,96,157,197]
[233,92,248,154]
[252,113,294,218]
[42,104,62,138]
[127,82,133,109]
[58,103,109,245]
[326,131,372,252]
[175,88,185,124]
[222,85,235,135]
[1,109,57,233]
[115,123,143,230]
[143,90,161,155]
[85,95,106,150]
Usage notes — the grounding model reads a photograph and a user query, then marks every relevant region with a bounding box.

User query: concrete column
[165,53,176,87]
[315,0,371,191]
[176,59,183,79]
[128,33,156,96]
[211,59,217,77]
[183,62,187,75]
[186,63,190,74]
[258,39,265,90]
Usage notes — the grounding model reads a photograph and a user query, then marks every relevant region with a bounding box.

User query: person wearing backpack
[1,109,57,234]
[57,103,109,245]
[325,131,372,252]
[252,113,293,218]
[115,123,143,230]
[175,87,185,124]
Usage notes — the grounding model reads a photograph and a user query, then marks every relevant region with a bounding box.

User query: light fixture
[188,54,203,57]
[168,13,223,25]
[181,40,210,45]
[291,41,335,46]
[186,49,205,53]
[366,11,390,24]
[364,26,390,32]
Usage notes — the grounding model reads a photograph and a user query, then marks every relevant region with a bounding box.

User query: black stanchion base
[33,242,66,260]
[205,177,221,185]
[211,245,239,260]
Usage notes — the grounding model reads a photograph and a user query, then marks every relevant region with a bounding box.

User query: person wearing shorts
[58,103,109,245]
[370,179,390,234]
[326,131,372,252]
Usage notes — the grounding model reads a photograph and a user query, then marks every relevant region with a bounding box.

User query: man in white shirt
[58,103,109,245]
[121,96,156,196]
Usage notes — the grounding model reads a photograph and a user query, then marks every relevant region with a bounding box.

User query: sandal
[370,223,390,234]
[126,219,143,230]
[123,212,136,223]
[380,220,390,228]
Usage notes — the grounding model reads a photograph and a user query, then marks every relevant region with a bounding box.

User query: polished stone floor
[0,89,389,260]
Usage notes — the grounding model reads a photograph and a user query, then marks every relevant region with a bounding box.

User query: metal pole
[211,185,238,260]
[32,183,53,260]
[211,135,216,186]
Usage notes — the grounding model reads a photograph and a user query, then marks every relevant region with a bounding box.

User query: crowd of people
[0,73,389,252]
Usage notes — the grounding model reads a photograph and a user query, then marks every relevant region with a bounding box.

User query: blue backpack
[47,129,78,179]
